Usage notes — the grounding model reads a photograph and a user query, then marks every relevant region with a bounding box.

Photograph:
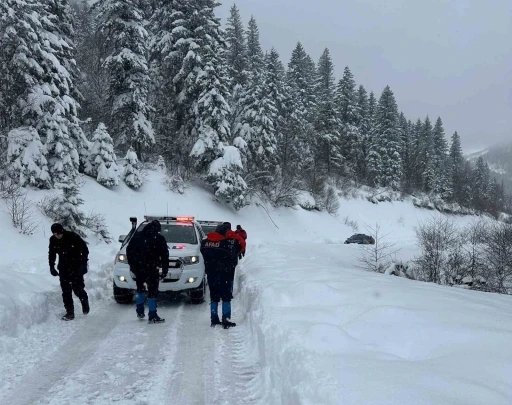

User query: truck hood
[167,243,199,257]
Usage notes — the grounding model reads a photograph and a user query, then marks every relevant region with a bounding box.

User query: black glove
[160,268,168,280]
[238,253,242,260]
[50,266,59,277]
[79,262,88,275]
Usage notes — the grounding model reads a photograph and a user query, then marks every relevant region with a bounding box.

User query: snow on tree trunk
[7,127,51,189]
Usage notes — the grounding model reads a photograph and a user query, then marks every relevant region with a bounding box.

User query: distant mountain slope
[467,142,512,192]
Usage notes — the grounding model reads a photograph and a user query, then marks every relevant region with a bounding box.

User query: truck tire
[113,282,134,304]
[189,278,205,304]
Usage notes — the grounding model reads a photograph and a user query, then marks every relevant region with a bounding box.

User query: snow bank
[237,242,512,405]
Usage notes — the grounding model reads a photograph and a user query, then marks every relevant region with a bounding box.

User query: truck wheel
[190,278,205,304]
[113,282,134,304]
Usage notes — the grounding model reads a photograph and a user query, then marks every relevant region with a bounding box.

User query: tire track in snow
[39,299,187,405]
[1,301,127,405]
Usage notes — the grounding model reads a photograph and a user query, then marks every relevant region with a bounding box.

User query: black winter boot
[62,312,75,321]
[222,320,236,329]
[211,315,221,327]
[148,312,165,324]
[81,299,90,315]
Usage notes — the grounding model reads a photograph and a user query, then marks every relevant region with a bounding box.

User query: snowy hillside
[467,143,512,192]
[1,170,511,405]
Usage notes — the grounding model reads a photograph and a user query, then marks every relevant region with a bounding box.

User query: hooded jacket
[235,228,247,241]
[126,222,169,273]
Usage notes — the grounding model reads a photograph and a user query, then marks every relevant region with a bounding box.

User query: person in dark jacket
[223,222,245,295]
[126,220,169,323]
[200,223,239,328]
[48,223,90,321]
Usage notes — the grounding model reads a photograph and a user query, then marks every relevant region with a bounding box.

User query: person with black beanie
[126,220,169,323]
[48,223,90,321]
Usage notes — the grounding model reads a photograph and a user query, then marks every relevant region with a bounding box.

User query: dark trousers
[135,271,159,299]
[208,276,232,303]
[59,270,88,313]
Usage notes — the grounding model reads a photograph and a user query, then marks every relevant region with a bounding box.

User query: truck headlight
[186,277,197,284]
[117,254,127,263]
[181,256,199,265]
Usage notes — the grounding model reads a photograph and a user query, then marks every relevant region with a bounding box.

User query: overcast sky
[218,0,512,152]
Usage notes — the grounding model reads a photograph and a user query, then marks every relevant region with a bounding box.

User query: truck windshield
[136,223,198,244]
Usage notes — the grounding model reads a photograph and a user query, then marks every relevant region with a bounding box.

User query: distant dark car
[344,234,375,245]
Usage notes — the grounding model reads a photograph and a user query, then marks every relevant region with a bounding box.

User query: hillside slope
[467,142,512,192]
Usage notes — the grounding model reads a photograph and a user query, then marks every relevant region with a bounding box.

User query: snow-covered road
[0,294,263,405]
[2,239,512,405]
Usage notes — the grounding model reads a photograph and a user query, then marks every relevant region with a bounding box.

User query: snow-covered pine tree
[0,0,81,188]
[72,1,110,131]
[284,42,317,176]
[7,127,51,189]
[225,4,248,88]
[398,112,413,192]
[355,85,370,180]
[364,90,382,188]
[449,131,464,203]
[148,0,185,165]
[373,86,401,190]
[189,1,236,180]
[232,18,277,182]
[335,66,360,176]
[287,43,317,123]
[191,58,232,173]
[410,118,424,190]
[45,0,89,171]
[44,113,80,188]
[87,123,120,187]
[420,117,435,193]
[265,48,287,130]
[225,4,249,137]
[246,16,264,76]
[207,146,247,210]
[123,147,143,189]
[314,49,341,175]
[54,184,86,237]
[235,66,278,178]
[473,157,492,211]
[94,0,155,157]
[432,117,451,197]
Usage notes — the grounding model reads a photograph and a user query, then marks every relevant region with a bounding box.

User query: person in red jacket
[222,222,245,295]
[235,225,247,241]
[235,225,247,258]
